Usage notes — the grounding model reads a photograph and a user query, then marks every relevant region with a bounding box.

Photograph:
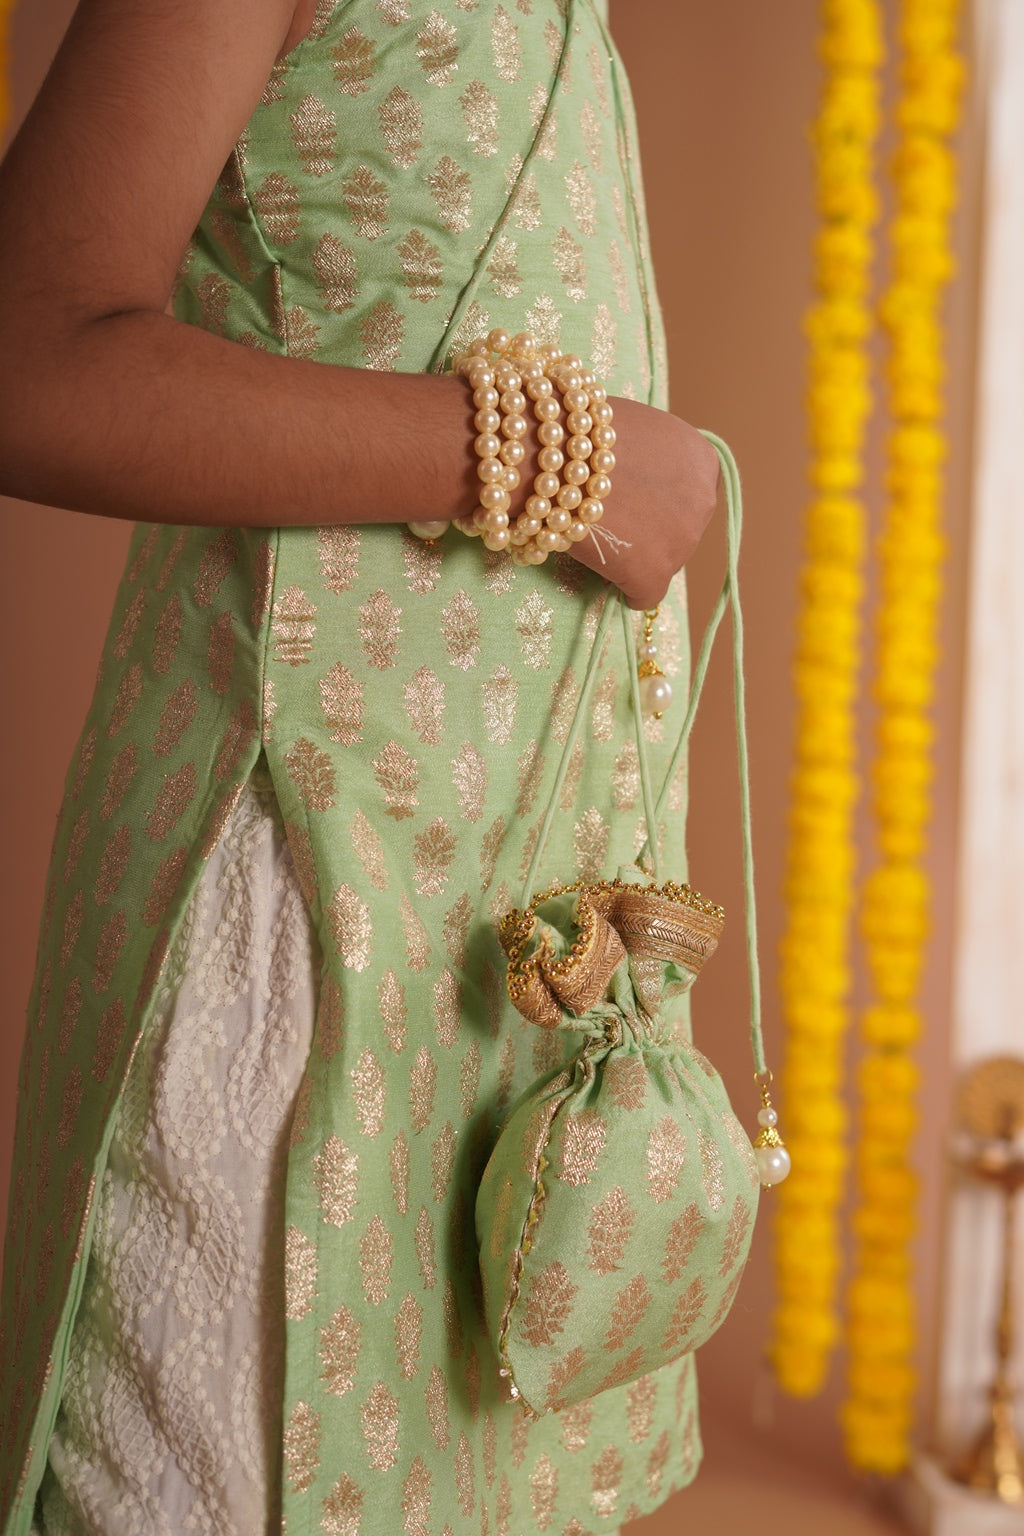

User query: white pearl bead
[482,527,511,551]
[487,327,511,353]
[563,384,587,409]
[474,432,501,459]
[755,1144,792,1187]
[477,457,504,483]
[534,471,560,500]
[535,398,560,421]
[516,514,543,537]
[757,1106,779,1128]
[546,507,571,533]
[592,424,616,448]
[563,459,590,486]
[526,377,553,400]
[474,387,500,410]
[467,365,494,389]
[537,421,564,446]
[526,542,548,564]
[567,522,591,542]
[478,483,510,511]
[638,641,659,662]
[577,497,603,524]
[499,439,525,466]
[639,673,673,716]
[502,414,528,439]
[591,448,616,475]
[408,520,450,541]
[567,410,593,435]
[551,534,571,552]
[536,527,559,552]
[511,332,537,357]
[587,473,612,499]
[538,446,564,473]
[501,466,519,491]
[556,483,583,511]
[525,494,550,521]
[591,400,613,424]
[481,507,509,533]
[474,407,501,434]
[566,434,593,461]
[499,389,526,415]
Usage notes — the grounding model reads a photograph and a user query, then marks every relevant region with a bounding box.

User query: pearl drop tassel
[752,1076,790,1188]
[636,608,672,719]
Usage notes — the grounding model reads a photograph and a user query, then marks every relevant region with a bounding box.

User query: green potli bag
[475,436,789,1416]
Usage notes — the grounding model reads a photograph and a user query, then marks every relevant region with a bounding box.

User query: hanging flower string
[772,0,884,1399]
[842,0,963,1474]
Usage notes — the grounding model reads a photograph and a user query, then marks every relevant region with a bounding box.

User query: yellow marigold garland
[772,0,884,1398]
[842,0,963,1473]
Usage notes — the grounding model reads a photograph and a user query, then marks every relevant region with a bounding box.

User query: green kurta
[0,3,707,1530]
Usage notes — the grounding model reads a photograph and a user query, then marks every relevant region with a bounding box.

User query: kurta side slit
[1,4,706,1531]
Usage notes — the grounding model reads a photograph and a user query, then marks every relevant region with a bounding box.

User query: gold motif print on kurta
[359,1214,392,1305]
[312,234,360,313]
[283,1401,322,1495]
[312,1134,359,1227]
[427,155,472,234]
[587,1186,635,1276]
[394,1294,422,1382]
[290,94,337,177]
[351,808,389,892]
[379,85,423,169]
[417,12,459,88]
[319,662,365,746]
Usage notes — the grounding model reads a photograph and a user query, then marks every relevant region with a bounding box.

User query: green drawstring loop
[520,432,765,1079]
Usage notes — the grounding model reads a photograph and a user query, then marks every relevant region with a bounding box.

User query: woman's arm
[0,0,718,608]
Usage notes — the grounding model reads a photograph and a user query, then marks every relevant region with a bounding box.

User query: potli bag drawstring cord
[520,432,790,1188]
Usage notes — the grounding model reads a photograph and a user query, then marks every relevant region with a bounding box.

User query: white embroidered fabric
[35,772,318,1536]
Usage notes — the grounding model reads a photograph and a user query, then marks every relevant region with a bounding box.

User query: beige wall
[0,0,977,1522]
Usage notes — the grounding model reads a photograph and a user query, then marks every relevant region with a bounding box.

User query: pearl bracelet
[407,329,615,566]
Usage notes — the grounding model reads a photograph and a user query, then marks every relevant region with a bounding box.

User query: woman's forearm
[1,309,483,528]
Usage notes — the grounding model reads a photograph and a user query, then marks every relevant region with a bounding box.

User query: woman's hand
[566,400,721,608]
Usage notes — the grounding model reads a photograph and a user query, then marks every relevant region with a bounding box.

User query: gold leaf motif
[591,301,617,379]
[427,155,472,234]
[605,1274,652,1353]
[342,164,390,240]
[447,300,492,361]
[395,1293,422,1380]
[196,273,231,335]
[443,891,472,967]
[322,1474,364,1536]
[377,0,409,18]
[410,1045,437,1133]
[558,742,584,815]
[154,527,187,592]
[698,1127,726,1211]
[260,58,287,105]
[402,532,444,593]
[417,11,459,87]
[580,100,604,173]
[214,698,257,781]
[379,84,423,169]
[543,18,563,70]
[284,1401,321,1495]
[433,967,461,1048]
[646,1117,687,1204]
[480,815,506,892]
[719,1193,752,1277]
[515,590,555,670]
[360,1214,393,1305]
[320,1304,361,1396]
[71,727,97,802]
[285,1225,318,1320]
[611,182,629,240]
[604,1053,647,1111]
[290,93,337,176]
[400,892,431,971]
[646,1429,671,1502]
[146,761,197,842]
[397,229,443,305]
[319,661,365,745]
[352,808,389,891]
[58,976,82,1056]
[529,1453,558,1530]
[451,741,487,823]
[661,1276,707,1353]
[107,663,143,737]
[482,664,518,744]
[332,26,376,95]
[415,1206,436,1289]
[559,1109,607,1187]
[525,292,563,349]
[573,806,609,880]
[625,1375,657,1445]
[414,817,457,897]
[521,1261,577,1347]
[312,235,359,313]
[127,524,159,584]
[711,1265,745,1330]
[359,588,402,670]
[515,740,544,816]
[588,40,611,115]
[591,1445,624,1521]
[441,589,480,670]
[455,1433,475,1516]
[372,739,419,819]
[360,299,404,369]
[483,546,515,593]
[313,1134,359,1227]
[351,1047,385,1137]
[404,667,446,745]
[554,227,587,302]
[378,968,407,1051]
[431,1121,456,1202]
[483,1413,498,1490]
[210,208,254,283]
[62,807,90,883]
[390,1129,411,1215]
[329,884,373,972]
[426,1364,450,1449]
[587,1186,634,1275]
[285,736,337,811]
[612,740,640,810]
[252,173,300,245]
[100,742,138,823]
[112,587,147,660]
[316,967,345,1060]
[402,1456,432,1536]
[589,669,617,745]
[497,1474,513,1534]
[511,168,542,232]
[460,79,499,156]
[491,6,522,81]
[565,160,597,237]
[204,611,234,697]
[58,1066,84,1147]
[608,241,631,314]
[487,234,521,299]
[272,584,317,667]
[460,1040,482,1119]
[94,826,131,907]
[558,1399,592,1453]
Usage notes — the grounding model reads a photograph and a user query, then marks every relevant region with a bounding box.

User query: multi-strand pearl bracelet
[407,329,616,567]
